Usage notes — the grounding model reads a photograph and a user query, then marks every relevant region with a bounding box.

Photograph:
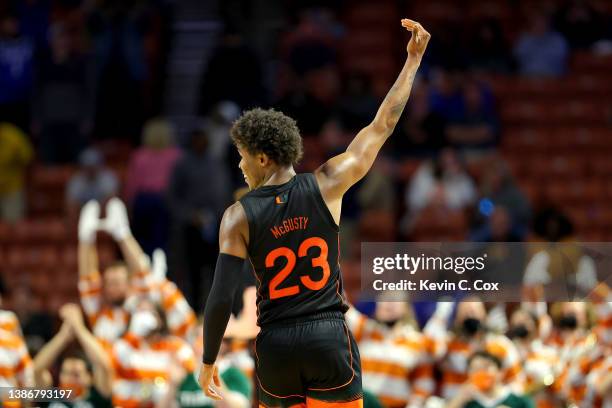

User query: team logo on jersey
[275,193,288,204]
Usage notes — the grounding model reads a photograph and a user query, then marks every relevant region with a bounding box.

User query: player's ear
[258,152,270,167]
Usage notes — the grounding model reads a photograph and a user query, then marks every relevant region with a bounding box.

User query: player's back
[239,173,349,327]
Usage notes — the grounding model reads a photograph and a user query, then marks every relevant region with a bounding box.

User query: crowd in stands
[1,200,610,407]
[1,0,612,407]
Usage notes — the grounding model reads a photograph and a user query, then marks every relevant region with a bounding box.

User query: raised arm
[315,19,430,213]
[33,322,73,387]
[77,201,104,324]
[61,304,113,397]
[78,200,101,278]
[103,198,149,273]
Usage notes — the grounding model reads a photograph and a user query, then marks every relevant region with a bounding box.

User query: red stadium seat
[0,222,13,243]
[410,207,467,241]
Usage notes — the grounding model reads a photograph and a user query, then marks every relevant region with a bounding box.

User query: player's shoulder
[222,201,248,226]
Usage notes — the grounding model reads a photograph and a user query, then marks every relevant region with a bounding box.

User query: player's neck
[262,166,296,187]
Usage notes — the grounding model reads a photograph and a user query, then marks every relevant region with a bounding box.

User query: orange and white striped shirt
[80,268,197,345]
[437,332,523,400]
[517,340,561,408]
[585,354,611,408]
[562,342,605,407]
[132,270,197,342]
[79,271,130,345]
[0,328,33,407]
[345,308,435,408]
[111,332,197,408]
[0,310,21,336]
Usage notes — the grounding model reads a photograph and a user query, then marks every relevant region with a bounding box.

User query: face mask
[129,310,159,337]
[508,324,530,339]
[559,314,578,330]
[60,382,85,398]
[470,370,496,393]
[462,318,482,336]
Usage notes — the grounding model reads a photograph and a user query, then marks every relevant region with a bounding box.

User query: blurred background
[1,0,612,311]
[0,0,611,406]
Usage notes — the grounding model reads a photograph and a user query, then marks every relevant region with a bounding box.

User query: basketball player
[199,19,430,407]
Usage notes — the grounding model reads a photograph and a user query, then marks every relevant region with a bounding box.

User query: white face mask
[129,310,159,337]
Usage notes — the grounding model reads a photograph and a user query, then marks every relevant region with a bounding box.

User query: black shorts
[255,311,362,407]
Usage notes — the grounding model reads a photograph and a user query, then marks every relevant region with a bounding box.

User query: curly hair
[230,108,303,166]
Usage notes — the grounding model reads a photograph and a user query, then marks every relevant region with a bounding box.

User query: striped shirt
[80,269,197,345]
[111,332,197,408]
[0,310,20,336]
[345,308,435,408]
[79,271,130,345]
[0,328,34,407]
[437,332,523,400]
[133,270,197,342]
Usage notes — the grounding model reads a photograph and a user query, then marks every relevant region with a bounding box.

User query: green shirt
[363,390,384,408]
[464,393,535,408]
[45,387,112,408]
[177,367,252,408]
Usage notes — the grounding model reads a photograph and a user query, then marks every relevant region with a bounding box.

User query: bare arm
[315,19,430,213]
[78,200,101,278]
[79,243,99,277]
[117,235,150,275]
[32,323,73,387]
[61,304,113,397]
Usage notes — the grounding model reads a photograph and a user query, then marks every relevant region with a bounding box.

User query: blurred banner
[361,242,612,302]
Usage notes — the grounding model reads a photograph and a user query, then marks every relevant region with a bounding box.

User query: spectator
[470,206,524,242]
[437,299,523,401]
[428,69,464,122]
[66,148,118,218]
[198,30,265,114]
[203,101,241,162]
[201,101,243,186]
[346,302,435,407]
[0,14,34,131]
[32,22,94,164]
[168,321,252,408]
[78,199,197,345]
[88,1,151,140]
[554,0,603,49]
[124,118,182,254]
[109,297,196,407]
[506,308,560,408]
[473,159,531,238]
[337,72,378,133]
[0,316,34,393]
[167,128,231,310]
[467,19,512,73]
[513,13,569,77]
[10,285,54,354]
[447,351,535,408]
[445,81,499,152]
[281,8,339,77]
[395,82,445,158]
[32,303,112,407]
[0,122,33,223]
[276,84,332,136]
[405,148,476,213]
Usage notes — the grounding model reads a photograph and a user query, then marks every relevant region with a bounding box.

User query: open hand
[198,363,222,400]
[401,19,431,58]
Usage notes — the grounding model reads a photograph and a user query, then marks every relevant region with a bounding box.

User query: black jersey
[239,173,349,327]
